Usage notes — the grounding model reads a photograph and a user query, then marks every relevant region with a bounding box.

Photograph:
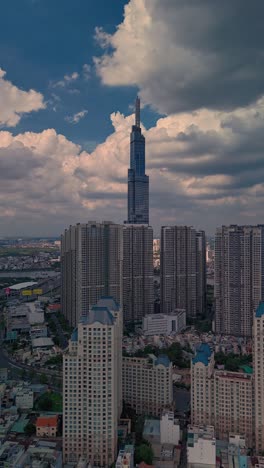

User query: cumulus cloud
[0,69,45,127]
[95,0,264,114]
[65,110,88,124]
[1,97,264,235]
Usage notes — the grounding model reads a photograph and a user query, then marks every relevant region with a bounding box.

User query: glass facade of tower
[127,98,149,224]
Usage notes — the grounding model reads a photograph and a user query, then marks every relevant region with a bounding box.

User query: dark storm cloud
[96,0,264,114]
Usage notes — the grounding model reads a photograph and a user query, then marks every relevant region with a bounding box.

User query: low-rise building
[16,441,62,468]
[143,310,186,336]
[36,415,58,437]
[14,385,34,410]
[0,441,25,467]
[187,425,216,468]
[160,410,180,445]
[32,337,54,349]
[123,355,173,417]
[115,444,134,468]
[30,324,48,339]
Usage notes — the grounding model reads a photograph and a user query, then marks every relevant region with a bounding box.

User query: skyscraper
[127,97,149,224]
[63,297,123,466]
[253,302,264,452]
[61,221,123,327]
[123,224,154,322]
[215,225,264,336]
[160,226,206,318]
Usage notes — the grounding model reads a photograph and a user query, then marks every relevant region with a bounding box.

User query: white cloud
[50,71,79,89]
[65,110,88,124]
[82,64,91,80]
[94,0,264,114]
[1,98,264,235]
[0,68,45,127]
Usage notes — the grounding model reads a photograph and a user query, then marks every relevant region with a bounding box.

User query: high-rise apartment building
[122,355,173,417]
[123,224,153,322]
[191,344,215,426]
[61,221,123,327]
[253,302,264,453]
[160,226,206,317]
[191,345,254,447]
[127,97,149,225]
[215,225,264,336]
[63,297,122,466]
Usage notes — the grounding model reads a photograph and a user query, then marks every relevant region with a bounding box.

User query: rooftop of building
[36,415,58,427]
[256,302,264,318]
[188,425,215,442]
[71,328,78,342]
[154,354,171,368]
[81,306,114,326]
[32,337,53,348]
[192,343,212,366]
[10,281,38,291]
[97,296,120,311]
[143,419,160,437]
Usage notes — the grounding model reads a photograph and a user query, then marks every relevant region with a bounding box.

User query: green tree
[29,369,35,381]
[135,443,154,464]
[37,395,53,411]
[24,422,36,436]
[39,373,48,384]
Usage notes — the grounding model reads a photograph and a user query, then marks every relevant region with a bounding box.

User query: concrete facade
[122,355,173,417]
[215,225,264,337]
[63,297,123,466]
[160,226,206,318]
[143,310,186,336]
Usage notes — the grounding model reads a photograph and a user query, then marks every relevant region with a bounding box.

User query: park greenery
[34,391,62,412]
[214,352,252,372]
[0,247,57,257]
[45,354,63,367]
[24,422,36,436]
[135,442,154,464]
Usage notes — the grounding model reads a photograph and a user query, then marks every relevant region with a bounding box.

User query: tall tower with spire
[127,97,149,224]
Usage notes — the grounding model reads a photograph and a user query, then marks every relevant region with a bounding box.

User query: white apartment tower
[122,355,173,417]
[123,224,154,322]
[215,225,264,336]
[61,221,123,327]
[191,345,254,447]
[191,344,215,426]
[160,226,206,318]
[253,302,264,453]
[63,297,123,466]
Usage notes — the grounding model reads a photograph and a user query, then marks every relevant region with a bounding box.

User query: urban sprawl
[0,99,263,468]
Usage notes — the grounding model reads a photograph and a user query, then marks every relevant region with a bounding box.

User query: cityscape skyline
[1,1,264,236]
[2,1,264,467]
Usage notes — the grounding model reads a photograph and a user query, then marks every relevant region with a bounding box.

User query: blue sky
[0,0,264,236]
[0,0,156,149]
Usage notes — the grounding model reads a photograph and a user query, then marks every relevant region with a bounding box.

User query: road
[0,341,62,380]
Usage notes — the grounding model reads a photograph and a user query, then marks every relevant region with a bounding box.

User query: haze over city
[0,0,263,236]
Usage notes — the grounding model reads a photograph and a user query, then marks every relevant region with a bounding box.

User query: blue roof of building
[192,343,212,366]
[82,306,114,326]
[97,296,120,311]
[71,328,78,342]
[256,302,264,317]
[143,419,160,437]
[155,354,171,368]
